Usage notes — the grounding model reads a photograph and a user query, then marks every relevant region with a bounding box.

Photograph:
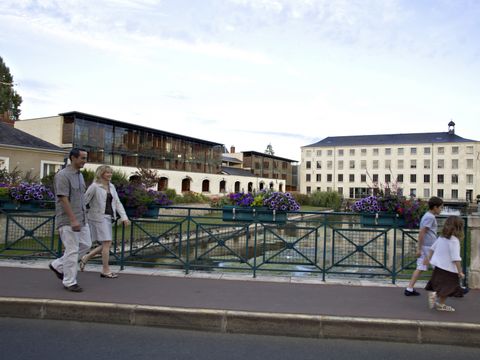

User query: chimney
[448,120,455,135]
[230,145,235,153]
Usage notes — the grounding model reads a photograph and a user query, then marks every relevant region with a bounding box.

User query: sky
[1,0,479,161]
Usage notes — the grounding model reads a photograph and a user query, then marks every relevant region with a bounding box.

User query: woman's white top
[85,182,128,223]
[430,235,462,273]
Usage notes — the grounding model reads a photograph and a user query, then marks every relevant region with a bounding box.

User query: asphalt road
[1,318,479,360]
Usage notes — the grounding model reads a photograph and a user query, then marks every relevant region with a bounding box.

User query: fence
[0,207,471,285]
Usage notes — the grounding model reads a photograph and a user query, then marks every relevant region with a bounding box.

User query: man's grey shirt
[54,165,87,229]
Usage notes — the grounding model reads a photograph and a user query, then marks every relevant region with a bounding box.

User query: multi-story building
[300,122,480,202]
[15,111,286,195]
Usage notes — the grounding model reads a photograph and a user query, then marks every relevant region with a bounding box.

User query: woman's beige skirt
[89,215,113,242]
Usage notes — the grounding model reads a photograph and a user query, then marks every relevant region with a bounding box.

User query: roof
[222,155,242,164]
[241,151,297,163]
[0,122,65,153]
[59,111,224,147]
[303,132,478,148]
[220,166,255,177]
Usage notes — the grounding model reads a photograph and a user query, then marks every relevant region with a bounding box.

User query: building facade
[16,112,286,195]
[300,122,480,202]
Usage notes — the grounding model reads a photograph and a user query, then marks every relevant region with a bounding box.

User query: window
[306,161,311,169]
[306,186,311,194]
[397,174,404,182]
[327,174,332,182]
[397,159,404,169]
[41,161,64,178]
[397,148,404,155]
[467,159,473,169]
[452,146,459,155]
[0,156,9,170]
[451,159,458,169]
[385,159,391,169]
[424,174,430,183]
[337,160,343,170]
[338,187,343,195]
[361,174,367,182]
[316,174,321,182]
[437,159,444,169]
[306,174,311,182]
[327,150,333,156]
[349,174,355,182]
[361,160,366,169]
[385,148,391,155]
[451,174,459,184]
[316,150,322,156]
[410,174,416,183]
[410,160,417,169]
[373,160,379,169]
[437,189,444,198]
[338,174,344,182]
[410,188,417,197]
[438,174,444,183]
[349,149,355,156]
[424,189,430,198]
[361,148,367,156]
[466,146,473,154]
[424,147,431,155]
[305,150,312,157]
[424,159,430,169]
[467,174,474,184]
[438,147,444,155]
[410,147,417,155]
[385,174,391,183]
[373,148,379,156]
[349,160,355,169]
[338,149,344,156]
[372,174,378,182]
[327,161,333,169]
[451,189,458,199]
[316,161,322,169]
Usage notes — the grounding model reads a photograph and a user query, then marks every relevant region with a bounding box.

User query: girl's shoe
[428,292,437,309]
[435,303,455,312]
[79,256,88,272]
[100,272,118,279]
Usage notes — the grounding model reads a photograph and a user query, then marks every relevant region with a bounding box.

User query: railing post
[185,208,191,275]
[468,214,480,289]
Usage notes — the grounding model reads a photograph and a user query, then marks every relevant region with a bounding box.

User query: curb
[1,297,479,347]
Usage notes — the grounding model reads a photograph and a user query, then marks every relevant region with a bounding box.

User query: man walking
[49,148,91,292]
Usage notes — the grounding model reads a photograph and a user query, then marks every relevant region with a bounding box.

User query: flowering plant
[8,183,54,203]
[116,184,172,217]
[227,190,300,212]
[350,195,427,228]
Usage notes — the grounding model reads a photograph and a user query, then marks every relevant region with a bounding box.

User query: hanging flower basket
[125,205,159,219]
[222,206,287,223]
[360,212,406,228]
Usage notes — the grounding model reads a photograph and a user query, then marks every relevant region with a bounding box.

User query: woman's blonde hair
[442,215,464,240]
[95,165,113,183]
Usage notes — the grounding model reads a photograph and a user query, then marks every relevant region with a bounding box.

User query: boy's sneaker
[404,289,420,296]
[428,292,437,309]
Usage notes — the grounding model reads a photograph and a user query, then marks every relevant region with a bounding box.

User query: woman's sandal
[100,272,118,279]
[435,303,455,312]
[79,256,88,272]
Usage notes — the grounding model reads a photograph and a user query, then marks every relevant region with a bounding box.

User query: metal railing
[0,206,470,284]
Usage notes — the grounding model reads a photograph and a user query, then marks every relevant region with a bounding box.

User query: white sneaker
[428,292,437,309]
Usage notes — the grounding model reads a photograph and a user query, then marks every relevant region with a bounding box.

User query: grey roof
[220,166,255,177]
[241,151,297,163]
[222,155,242,163]
[304,132,478,148]
[0,122,65,152]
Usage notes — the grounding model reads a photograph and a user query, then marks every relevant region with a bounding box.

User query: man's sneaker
[49,263,63,280]
[64,284,83,292]
[428,292,437,309]
[404,289,420,296]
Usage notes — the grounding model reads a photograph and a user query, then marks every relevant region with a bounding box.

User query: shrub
[310,191,342,211]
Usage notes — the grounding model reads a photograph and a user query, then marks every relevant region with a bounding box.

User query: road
[1,318,479,360]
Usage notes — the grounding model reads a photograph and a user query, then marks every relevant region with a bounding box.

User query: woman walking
[81,165,130,278]
[424,215,465,312]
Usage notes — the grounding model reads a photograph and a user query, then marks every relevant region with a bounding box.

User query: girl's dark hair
[442,216,464,240]
[428,196,443,210]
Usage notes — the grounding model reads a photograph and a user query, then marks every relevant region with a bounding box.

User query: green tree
[0,56,22,122]
[264,143,274,155]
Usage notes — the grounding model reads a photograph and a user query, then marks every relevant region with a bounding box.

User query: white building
[300,122,480,202]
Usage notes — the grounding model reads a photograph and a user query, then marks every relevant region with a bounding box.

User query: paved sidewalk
[1,260,479,346]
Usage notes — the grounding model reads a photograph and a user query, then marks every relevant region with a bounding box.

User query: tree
[0,56,22,122]
[264,143,275,155]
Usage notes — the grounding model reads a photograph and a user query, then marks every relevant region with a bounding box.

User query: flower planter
[360,212,405,228]
[0,201,44,212]
[125,206,159,219]
[222,206,287,223]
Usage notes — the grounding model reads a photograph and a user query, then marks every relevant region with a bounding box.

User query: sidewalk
[1,260,479,347]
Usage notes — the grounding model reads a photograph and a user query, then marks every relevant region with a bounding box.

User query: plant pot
[360,212,405,228]
[222,206,287,223]
[0,201,43,212]
[125,206,159,219]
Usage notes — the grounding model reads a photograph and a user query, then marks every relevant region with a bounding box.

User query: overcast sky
[1,0,479,161]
